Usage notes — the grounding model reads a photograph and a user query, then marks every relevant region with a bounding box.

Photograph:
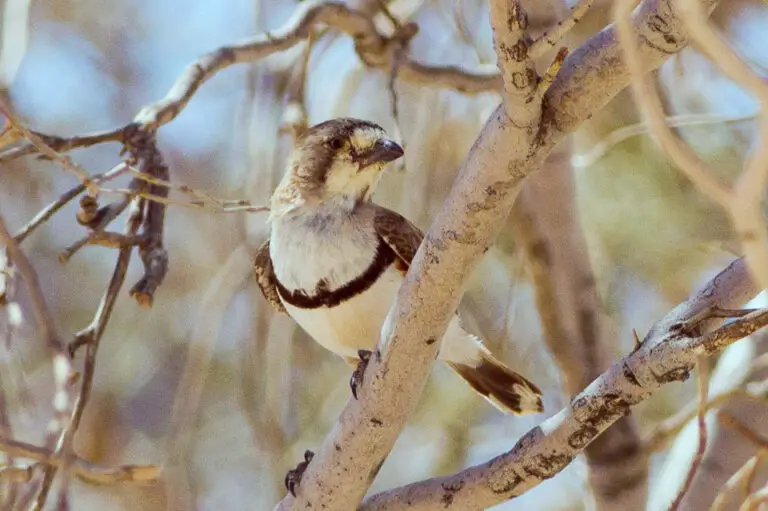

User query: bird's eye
[328,137,344,150]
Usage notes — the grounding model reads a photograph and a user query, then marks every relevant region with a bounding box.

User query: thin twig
[571,112,757,169]
[0,436,159,485]
[645,388,766,453]
[0,211,74,510]
[0,95,92,185]
[718,411,768,449]
[614,0,730,205]
[668,356,710,510]
[14,162,129,245]
[124,168,270,213]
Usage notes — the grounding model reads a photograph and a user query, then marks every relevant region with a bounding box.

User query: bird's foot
[285,449,314,497]
[350,349,372,399]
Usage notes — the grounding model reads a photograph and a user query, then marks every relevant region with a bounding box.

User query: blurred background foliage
[0,0,766,509]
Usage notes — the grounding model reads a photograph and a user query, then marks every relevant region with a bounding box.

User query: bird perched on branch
[253,117,543,417]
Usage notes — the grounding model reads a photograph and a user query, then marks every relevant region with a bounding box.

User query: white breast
[268,204,484,364]
[284,265,404,358]
[269,204,401,357]
[270,205,379,291]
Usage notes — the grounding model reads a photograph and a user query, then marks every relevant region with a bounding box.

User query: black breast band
[275,239,396,309]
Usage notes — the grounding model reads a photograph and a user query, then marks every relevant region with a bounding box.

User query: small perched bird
[254,117,543,417]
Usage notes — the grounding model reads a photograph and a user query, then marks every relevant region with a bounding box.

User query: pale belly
[283,266,404,359]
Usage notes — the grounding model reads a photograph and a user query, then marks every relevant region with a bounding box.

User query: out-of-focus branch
[711,452,766,511]
[165,244,255,511]
[644,384,768,453]
[0,436,160,486]
[0,210,75,510]
[0,0,593,165]
[668,357,710,510]
[514,140,648,509]
[361,258,761,510]
[615,0,768,293]
[0,96,91,184]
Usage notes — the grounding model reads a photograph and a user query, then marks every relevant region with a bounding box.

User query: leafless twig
[0,436,160,486]
[0,212,74,509]
[668,357,710,511]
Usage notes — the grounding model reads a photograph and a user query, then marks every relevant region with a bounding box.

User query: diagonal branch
[361,258,762,510]
[274,0,723,509]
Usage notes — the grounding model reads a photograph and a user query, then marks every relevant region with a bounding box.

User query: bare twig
[668,356,710,511]
[718,412,768,449]
[571,112,757,169]
[644,388,767,453]
[279,33,313,139]
[0,436,159,485]
[0,96,92,184]
[124,168,270,213]
[0,211,75,510]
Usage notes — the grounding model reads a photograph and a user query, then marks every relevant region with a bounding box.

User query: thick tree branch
[273,0,721,509]
[361,258,761,510]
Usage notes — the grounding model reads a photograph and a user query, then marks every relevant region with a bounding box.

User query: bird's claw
[285,449,314,497]
[350,349,372,399]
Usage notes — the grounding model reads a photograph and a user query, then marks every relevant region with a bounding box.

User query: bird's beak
[357,139,404,169]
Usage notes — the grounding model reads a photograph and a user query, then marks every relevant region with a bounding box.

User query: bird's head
[275,118,404,211]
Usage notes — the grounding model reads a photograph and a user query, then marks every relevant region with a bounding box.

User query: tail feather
[448,353,543,415]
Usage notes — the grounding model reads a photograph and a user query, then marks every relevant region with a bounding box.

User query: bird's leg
[350,349,372,399]
[285,449,314,496]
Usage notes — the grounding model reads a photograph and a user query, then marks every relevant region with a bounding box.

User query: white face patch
[349,126,386,152]
[323,126,390,203]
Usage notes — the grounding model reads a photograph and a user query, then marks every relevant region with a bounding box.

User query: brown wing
[253,239,287,314]
[373,207,424,269]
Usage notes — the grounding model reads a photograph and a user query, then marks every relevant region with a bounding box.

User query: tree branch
[361,258,761,510]
[272,0,724,508]
[0,436,160,486]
